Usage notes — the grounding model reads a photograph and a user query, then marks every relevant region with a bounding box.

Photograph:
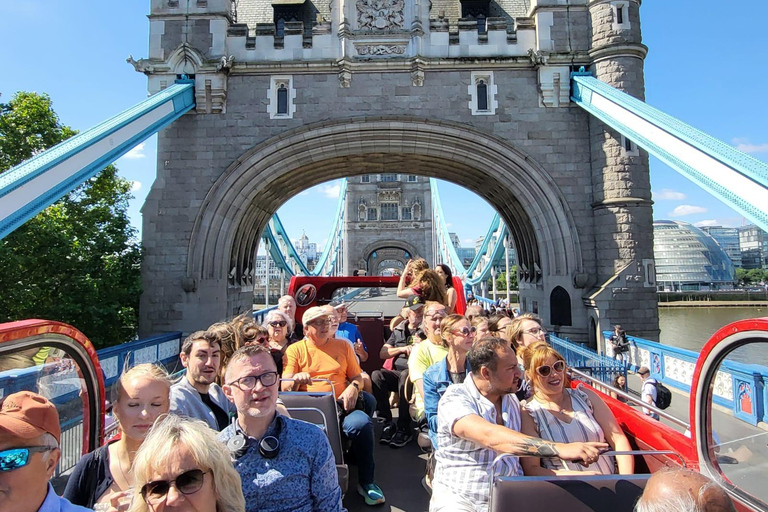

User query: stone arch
[181,116,587,329]
[361,239,421,266]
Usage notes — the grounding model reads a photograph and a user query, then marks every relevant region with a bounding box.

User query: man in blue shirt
[220,344,343,512]
[333,302,368,363]
[0,391,89,512]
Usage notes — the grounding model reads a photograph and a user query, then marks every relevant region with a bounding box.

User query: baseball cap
[404,295,425,310]
[303,306,333,326]
[0,391,61,443]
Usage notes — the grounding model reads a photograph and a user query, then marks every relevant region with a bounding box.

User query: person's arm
[407,344,427,402]
[397,261,413,296]
[423,366,441,438]
[338,344,364,411]
[519,410,592,476]
[281,346,311,391]
[446,288,457,314]
[453,413,608,465]
[581,388,634,474]
[310,432,344,512]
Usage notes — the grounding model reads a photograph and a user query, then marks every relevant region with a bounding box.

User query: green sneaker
[357,482,386,505]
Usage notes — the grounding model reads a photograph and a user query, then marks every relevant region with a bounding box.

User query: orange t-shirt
[283,337,362,398]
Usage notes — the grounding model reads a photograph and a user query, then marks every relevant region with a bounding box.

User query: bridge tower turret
[586,0,659,342]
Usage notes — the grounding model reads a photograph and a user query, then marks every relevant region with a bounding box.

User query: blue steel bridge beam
[571,73,768,232]
[0,80,195,240]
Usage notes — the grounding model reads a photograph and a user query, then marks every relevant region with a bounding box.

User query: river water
[659,306,768,364]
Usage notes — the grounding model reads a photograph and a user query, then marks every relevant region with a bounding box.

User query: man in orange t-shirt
[282,306,385,506]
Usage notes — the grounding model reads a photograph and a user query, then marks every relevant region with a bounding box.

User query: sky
[1,1,766,252]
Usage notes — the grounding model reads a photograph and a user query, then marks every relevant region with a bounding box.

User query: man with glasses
[409,301,449,425]
[171,330,236,431]
[282,306,385,506]
[0,391,89,512]
[220,344,342,512]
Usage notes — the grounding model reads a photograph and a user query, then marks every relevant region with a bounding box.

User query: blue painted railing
[550,334,626,385]
[603,331,768,426]
[96,331,183,389]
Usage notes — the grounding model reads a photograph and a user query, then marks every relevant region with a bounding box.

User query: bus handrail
[491,448,686,473]
[568,367,690,429]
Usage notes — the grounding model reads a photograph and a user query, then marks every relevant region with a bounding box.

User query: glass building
[700,226,742,268]
[654,220,736,291]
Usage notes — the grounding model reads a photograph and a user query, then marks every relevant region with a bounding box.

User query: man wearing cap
[0,391,90,512]
[638,366,660,420]
[282,306,385,506]
[371,295,425,447]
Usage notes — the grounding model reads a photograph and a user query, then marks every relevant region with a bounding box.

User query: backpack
[654,380,672,410]
[612,332,630,353]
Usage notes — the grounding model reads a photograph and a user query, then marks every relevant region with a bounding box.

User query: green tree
[0,92,142,348]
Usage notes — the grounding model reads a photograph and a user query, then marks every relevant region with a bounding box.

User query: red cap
[0,391,61,443]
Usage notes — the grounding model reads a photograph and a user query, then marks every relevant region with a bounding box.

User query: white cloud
[320,184,340,199]
[463,238,474,244]
[130,181,142,192]
[654,188,686,201]
[123,142,146,159]
[670,205,707,216]
[733,137,768,154]
[446,223,453,228]
[299,190,311,196]
[694,219,718,227]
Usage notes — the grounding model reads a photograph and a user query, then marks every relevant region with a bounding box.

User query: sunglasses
[453,326,477,337]
[227,371,279,390]
[141,468,209,505]
[535,360,566,377]
[255,336,269,344]
[269,321,287,328]
[310,318,333,326]
[0,446,53,471]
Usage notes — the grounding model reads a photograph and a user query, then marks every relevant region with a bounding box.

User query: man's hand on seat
[558,441,610,466]
[292,372,313,386]
[339,384,359,412]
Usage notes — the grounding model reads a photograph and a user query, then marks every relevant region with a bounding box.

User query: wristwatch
[352,382,360,390]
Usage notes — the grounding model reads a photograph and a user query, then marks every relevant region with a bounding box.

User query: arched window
[277,84,288,115]
[549,286,572,326]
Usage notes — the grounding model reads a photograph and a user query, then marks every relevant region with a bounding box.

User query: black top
[200,392,230,431]
[62,443,113,508]
[386,323,421,371]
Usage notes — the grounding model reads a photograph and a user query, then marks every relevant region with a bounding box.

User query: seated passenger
[431,337,607,512]
[408,301,449,424]
[0,391,90,512]
[372,295,425,447]
[326,305,372,393]
[506,313,548,400]
[220,345,342,512]
[129,415,246,512]
[423,314,474,450]
[333,302,368,365]
[519,342,633,475]
[471,315,490,339]
[278,294,302,342]
[170,331,235,431]
[65,364,172,510]
[635,467,736,512]
[434,264,457,314]
[464,304,484,321]
[282,306,385,506]
[487,313,512,339]
[404,269,448,306]
[262,309,294,375]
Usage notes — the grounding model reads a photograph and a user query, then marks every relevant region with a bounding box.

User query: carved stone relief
[356,0,405,30]
[356,45,406,56]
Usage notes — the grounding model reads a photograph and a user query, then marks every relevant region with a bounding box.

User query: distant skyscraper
[700,226,742,268]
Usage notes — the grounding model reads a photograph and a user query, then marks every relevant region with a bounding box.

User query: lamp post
[504,235,511,304]
[491,267,498,303]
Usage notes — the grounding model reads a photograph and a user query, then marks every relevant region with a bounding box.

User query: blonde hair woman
[63,364,172,510]
[518,342,634,476]
[128,415,245,512]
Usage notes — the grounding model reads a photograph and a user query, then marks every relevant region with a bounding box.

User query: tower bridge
[4,1,768,347]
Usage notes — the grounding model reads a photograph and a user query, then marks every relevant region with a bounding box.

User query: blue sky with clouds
[1,1,766,251]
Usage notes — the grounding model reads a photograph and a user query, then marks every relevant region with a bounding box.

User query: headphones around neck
[227,415,283,460]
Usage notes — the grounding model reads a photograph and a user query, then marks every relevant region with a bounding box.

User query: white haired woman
[262,309,295,376]
[128,415,245,512]
[64,364,172,511]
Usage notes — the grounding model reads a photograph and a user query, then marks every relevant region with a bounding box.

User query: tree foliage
[0,92,142,348]
[736,268,768,286]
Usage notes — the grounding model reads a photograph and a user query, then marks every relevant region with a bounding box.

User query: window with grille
[367,208,377,221]
[381,203,399,220]
[380,174,398,182]
[401,207,412,220]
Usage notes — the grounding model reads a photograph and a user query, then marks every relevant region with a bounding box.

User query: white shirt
[641,378,659,419]
[432,373,523,512]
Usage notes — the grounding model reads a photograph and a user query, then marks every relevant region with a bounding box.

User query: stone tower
[344,175,434,275]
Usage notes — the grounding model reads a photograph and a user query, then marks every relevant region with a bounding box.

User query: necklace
[115,443,134,489]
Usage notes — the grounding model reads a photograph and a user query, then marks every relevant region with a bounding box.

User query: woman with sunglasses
[128,414,245,512]
[262,310,295,376]
[519,342,634,476]
[422,314,475,450]
[64,364,172,511]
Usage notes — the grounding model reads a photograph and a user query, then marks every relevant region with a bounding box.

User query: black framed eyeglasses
[141,468,209,505]
[535,360,566,377]
[269,321,287,328]
[0,446,54,472]
[227,371,279,390]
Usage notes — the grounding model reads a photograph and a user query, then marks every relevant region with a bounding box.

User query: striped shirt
[524,385,615,474]
[432,373,523,512]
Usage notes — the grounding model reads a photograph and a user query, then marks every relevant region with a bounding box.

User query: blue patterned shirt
[218,416,344,512]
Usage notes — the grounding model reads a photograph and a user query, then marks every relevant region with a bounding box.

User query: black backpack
[654,380,672,410]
